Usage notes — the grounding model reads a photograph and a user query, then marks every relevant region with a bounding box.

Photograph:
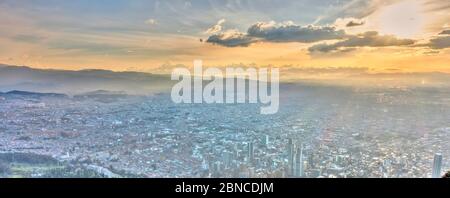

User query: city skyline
[1,0,449,180]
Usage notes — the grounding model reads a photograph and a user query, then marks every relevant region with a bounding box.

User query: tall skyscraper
[308,154,315,169]
[262,135,270,147]
[432,153,443,178]
[294,144,304,177]
[223,151,233,169]
[247,141,254,164]
[287,138,294,176]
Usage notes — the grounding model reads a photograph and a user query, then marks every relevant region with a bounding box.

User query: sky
[0,0,449,74]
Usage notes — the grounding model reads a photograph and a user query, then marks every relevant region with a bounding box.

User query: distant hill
[73,90,130,103]
[0,90,68,99]
[0,64,173,95]
[1,64,450,95]
[0,89,147,103]
[77,90,127,96]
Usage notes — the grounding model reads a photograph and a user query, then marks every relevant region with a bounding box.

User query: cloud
[346,20,365,27]
[315,0,398,24]
[247,21,347,43]
[12,34,45,43]
[308,43,339,53]
[282,66,369,75]
[206,21,347,47]
[309,31,415,53]
[333,17,366,29]
[206,29,256,47]
[145,18,158,25]
[204,19,226,34]
[428,36,450,49]
[423,50,440,55]
[439,30,450,35]
[416,30,450,49]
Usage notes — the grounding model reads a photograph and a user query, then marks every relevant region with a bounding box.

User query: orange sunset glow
[0,0,449,76]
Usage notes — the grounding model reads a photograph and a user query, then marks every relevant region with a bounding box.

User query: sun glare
[376,0,426,38]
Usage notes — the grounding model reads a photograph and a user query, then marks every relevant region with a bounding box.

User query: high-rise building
[212,161,222,177]
[308,154,315,169]
[294,144,304,177]
[432,153,443,178]
[287,138,294,176]
[247,142,254,164]
[223,151,233,169]
[262,135,270,147]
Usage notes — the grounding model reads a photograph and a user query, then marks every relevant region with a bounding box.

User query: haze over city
[0,0,449,178]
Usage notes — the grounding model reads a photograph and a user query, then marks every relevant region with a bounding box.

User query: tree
[442,170,450,178]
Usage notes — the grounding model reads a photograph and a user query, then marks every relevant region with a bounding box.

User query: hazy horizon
[0,0,449,73]
[1,0,450,179]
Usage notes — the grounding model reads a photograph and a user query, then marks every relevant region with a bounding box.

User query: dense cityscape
[0,83,448,178]
[1,5,450,198]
